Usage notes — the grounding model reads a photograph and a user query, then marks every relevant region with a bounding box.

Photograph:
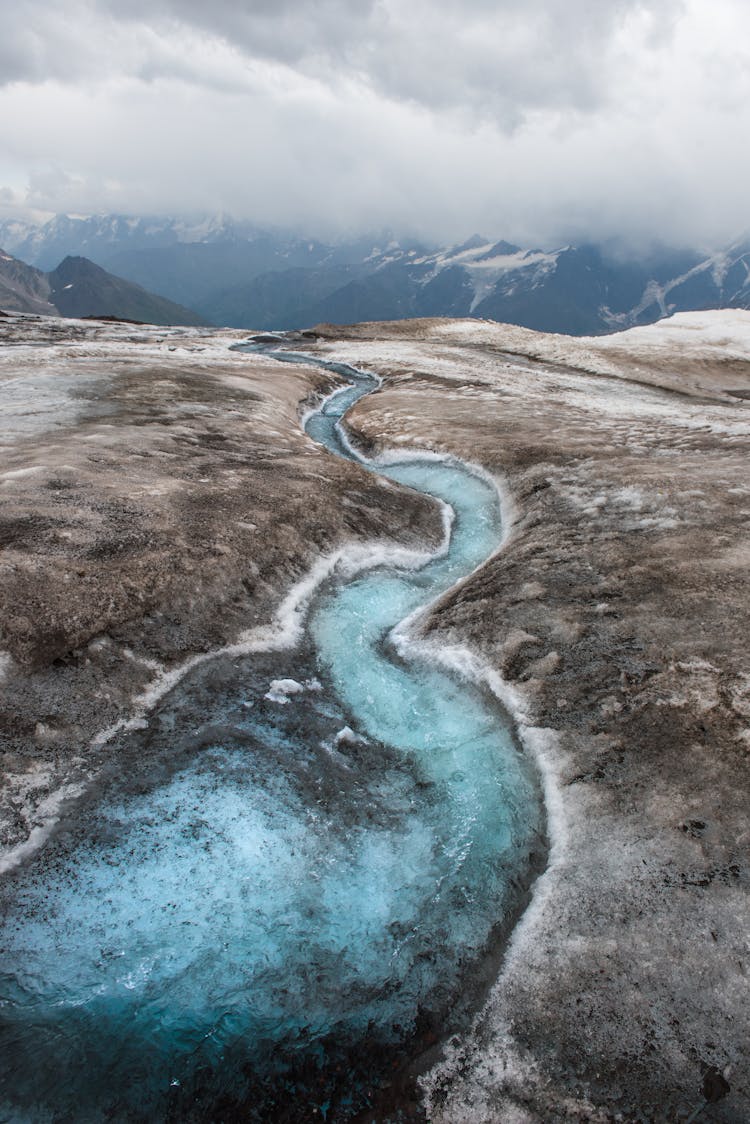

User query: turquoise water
[0,351,543,1121]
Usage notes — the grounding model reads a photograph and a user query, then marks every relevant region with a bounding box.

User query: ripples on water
[0,355,544,1121]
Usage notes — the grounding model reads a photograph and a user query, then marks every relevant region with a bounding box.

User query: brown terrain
[0,314,438,865]
[1,309,749,1121]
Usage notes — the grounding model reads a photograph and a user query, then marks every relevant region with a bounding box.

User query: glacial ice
[0,354,543,1120]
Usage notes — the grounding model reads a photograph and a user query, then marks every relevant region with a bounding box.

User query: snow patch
[1,465,46,481]
[264,678,305,704]
[334,725,367,746]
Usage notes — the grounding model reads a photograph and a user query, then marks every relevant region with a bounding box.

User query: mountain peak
[452,234,488,254]
[53,254,108,275]
[476,240,522,260]
[0,248,210,326]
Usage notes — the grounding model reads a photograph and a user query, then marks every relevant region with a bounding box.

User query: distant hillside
[0,249,210,326]
[47,257,211,325]
[0,250,58,316]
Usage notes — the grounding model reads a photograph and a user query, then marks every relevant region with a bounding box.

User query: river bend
[0,346,543,1121]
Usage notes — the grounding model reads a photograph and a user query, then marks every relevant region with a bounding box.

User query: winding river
[0,346,544,1121]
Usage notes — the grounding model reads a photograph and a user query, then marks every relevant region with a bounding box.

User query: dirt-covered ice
[1,309,749,1121]
[0,313,439,859]
[302,312,750,1122]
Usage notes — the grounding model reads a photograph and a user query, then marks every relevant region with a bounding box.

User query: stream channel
[0,344,545,1122]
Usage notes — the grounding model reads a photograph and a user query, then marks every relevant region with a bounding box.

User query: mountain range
[0,248,209,325]
[2,212,750,334]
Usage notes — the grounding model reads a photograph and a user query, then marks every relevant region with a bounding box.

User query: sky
[1,0,749,246]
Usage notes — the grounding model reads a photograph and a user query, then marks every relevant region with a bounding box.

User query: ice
[1,465,45,480]
[0,348,543,1120]
[264,676,305,702]
[335,725,365,745]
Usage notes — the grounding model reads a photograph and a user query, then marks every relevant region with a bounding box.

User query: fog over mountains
[2,213,750,334]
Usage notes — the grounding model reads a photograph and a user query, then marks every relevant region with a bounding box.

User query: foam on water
[0,350,543,1121]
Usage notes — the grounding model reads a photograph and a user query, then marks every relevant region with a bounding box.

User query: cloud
[0,0,748,246]
[4,0,684,122]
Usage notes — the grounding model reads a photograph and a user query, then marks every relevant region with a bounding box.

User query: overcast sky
[1,0,749,245]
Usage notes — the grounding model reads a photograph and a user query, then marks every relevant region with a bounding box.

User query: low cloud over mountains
[3,212,750,335]
[1,2,749,246]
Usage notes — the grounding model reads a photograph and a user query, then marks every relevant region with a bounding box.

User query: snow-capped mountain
[206,237,750,335]
[0,213,254,272]
[2,212,750,334]
[261,237,750,335]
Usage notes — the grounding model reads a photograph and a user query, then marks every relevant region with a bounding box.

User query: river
[0,346,544,1121]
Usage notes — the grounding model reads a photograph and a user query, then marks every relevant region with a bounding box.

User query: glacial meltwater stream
[0,348,544,1121]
